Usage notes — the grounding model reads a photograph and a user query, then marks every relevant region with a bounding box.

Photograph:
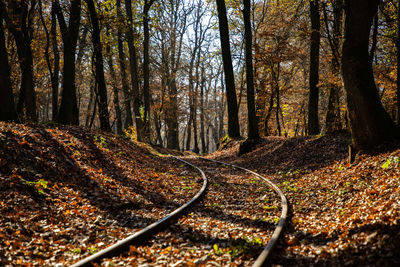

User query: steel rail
[198,156,288,267]
[70,156,208,267]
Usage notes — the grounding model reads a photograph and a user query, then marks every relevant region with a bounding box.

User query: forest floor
[212,132,400,266]
[1,122,400,266]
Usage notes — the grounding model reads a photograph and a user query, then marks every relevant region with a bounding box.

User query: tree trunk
[50,2,59,122]
[4,1,37,122]
[276,83,281,136]
[116,0,133,129]
[186,57,195,151]
[263,88,274,136]
[0,6,18,122]
[154,116,163,146]
[218,72,226,141]
[307,0,320,135]
[86,0,111,131]
[166,79,180,149]
[342,0,399,150]
[165,0,181,150]
[324,0,343,133]
[200,65,206,154]
[106,29,122,135]
[397,0,400,125]
[142,0,155,142]
[215,0,240,138]
[325,84,342,132]
[125,0,144,141]
[39,0,59,122]
[85,82,94,127]
[369,12,379,62]
[193,65,199,154]
[243,0,259,140]
[55,0,81,125]
[186,113,192,151]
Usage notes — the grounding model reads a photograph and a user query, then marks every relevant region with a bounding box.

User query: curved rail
[70,157,208,267]
[198,156,288,267]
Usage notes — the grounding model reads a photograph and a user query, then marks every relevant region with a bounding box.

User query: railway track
[70,156,287,266]
[198,157,288,267]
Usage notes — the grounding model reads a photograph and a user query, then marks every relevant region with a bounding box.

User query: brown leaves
[2,122,400,265]
[210,132,400,265]
[0,122,201,266]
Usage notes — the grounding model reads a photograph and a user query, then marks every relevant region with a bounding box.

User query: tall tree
[307,0,320,135]
[215,0,241,138]
[342,0,399,150]
[105,28,123,135]
[125,0,144,141]
[54,0,81,125]
[185,0,211,152]
[243,0,259,140]
[323,0,343,133]
[38,0,59,122]
[163,0,187,150]
[85,0,111,131]
[200,64,207,153]
[2,0,37,122]
[397,0,400,125]
[142,0,156,142]
[0,3,18,122]
[116,0,133,129]
[50,2,59,122]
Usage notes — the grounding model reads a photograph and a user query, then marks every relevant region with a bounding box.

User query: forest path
[209,134,400,266]
[95,156,281,266]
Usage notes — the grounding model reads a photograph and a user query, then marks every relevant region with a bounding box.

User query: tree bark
[0,5,18,122]
[142,0,155,142]
[276,79,281,136]
[193,55,200,154]
[4,0,37,122]
[342,0,399,150]
[116,0,133,129]
[215,0,241,138]
[200,65,206,154]
[39,0,59,122]
[50,2,59,122]
[218,72,226,141]
[243,0,259,140]
[369,12,379,63]
[185,112,192,150]
[125,0,144,141]
[85,0,111,131]
[165,0,183,150]
[397,0,400,125]
[323,0,343,133]
[263,88,274,136]
[85,81,94,127]
[106,29,122,135]
[307,0,320,135]
[55,0,81,125]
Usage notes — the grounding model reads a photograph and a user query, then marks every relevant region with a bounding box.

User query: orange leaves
[18,138,28,145]
[160,246,172,254]
[286,236,299,245]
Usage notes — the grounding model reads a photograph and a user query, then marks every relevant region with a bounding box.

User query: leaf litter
[0,122,200,266]
[1,123,400,266]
